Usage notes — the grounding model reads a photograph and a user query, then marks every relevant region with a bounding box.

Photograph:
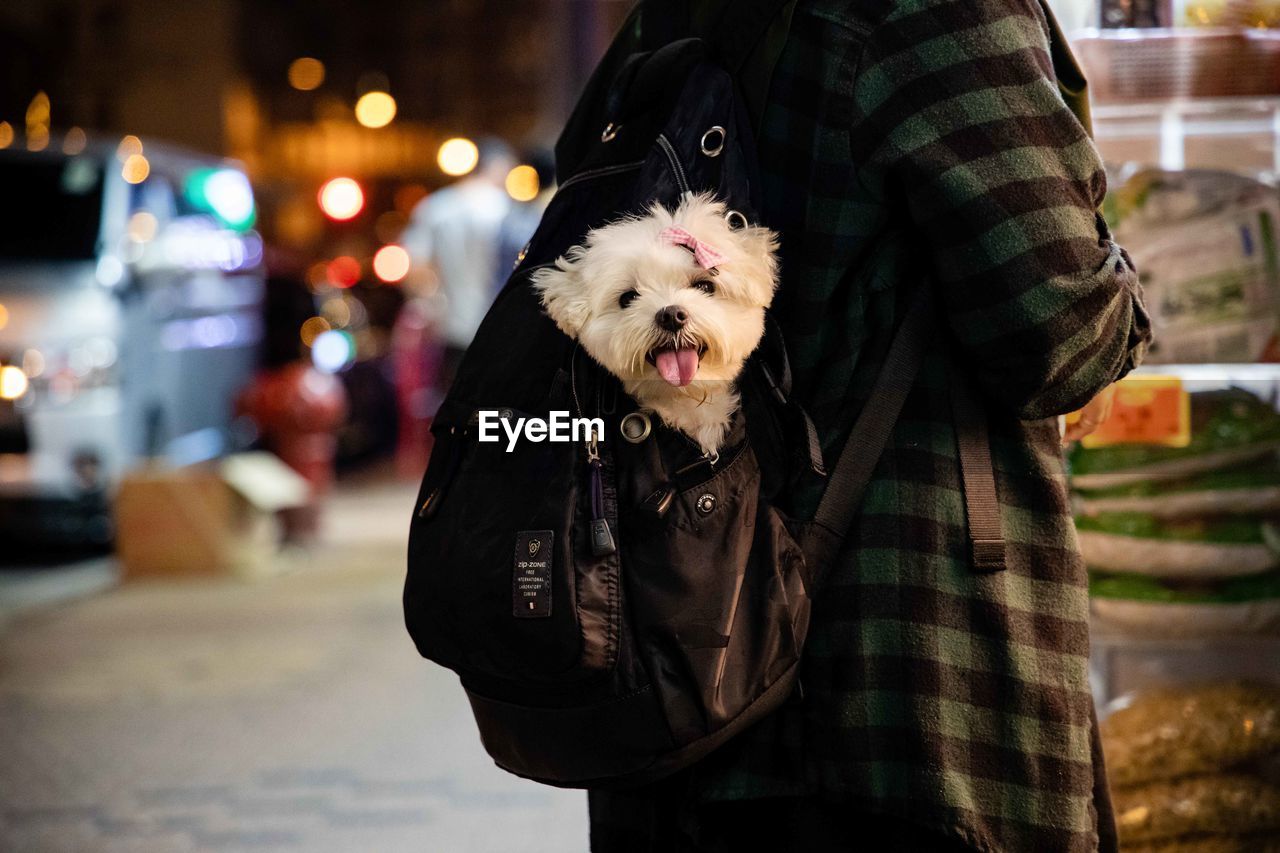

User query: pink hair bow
[659,225,727,271]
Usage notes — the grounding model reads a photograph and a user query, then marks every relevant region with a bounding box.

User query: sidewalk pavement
[0,476,589,853]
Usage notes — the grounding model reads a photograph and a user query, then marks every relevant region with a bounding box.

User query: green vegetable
[1075,462,1280,499]
[1089,571,1280,603]
[1069,389,1280,477]
[1074,512,1271,544]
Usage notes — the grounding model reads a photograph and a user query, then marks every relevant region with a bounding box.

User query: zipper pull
[586,438,617,557]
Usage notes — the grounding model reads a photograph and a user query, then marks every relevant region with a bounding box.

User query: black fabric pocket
[405,403,621,685]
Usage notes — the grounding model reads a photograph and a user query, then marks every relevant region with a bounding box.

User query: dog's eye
[618,289,639,309]
[691,279,716,295]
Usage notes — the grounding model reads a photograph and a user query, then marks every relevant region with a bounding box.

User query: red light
[327,256,361,288]
[318,177,364,221]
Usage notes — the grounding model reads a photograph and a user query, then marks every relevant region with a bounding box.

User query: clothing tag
[513,530,553,618]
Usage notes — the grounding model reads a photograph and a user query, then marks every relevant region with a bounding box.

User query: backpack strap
[800,287,1006,586]
[643,0,797,132]
[706,0,796,75]
[950,372,1008,572]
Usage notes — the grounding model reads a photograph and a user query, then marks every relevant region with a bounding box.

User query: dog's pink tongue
[655,347,699,387]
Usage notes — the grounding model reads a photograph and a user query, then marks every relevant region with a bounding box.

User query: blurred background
[4,0,1280,851]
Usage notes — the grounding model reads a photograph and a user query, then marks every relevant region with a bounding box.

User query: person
[400,138,516,397]
[584,1,1151,852]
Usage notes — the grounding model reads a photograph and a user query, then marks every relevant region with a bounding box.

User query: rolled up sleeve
[850,0,1151,418]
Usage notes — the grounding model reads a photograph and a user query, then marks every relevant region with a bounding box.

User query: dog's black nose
[655,305,688,332]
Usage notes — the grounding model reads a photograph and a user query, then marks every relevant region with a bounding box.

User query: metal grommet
[724,210,749,230]
[700,126,726,158]
[601,122,620,143]
[620,411,652,444]
[696,493,717,515]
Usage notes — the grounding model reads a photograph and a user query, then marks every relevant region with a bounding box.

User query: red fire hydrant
[237,361,348,541]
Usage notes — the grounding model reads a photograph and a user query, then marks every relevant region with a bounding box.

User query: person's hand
[1062,385,1116,446]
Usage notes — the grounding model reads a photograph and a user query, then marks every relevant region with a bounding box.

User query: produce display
[1090,574,1280,636]
[1072,388,1280,637]
[1102,682,1280,852]
[1071,389,1280,490]
[1068,34,1280,853]
[1106,169,1280,365]
[1113,775,1280,850]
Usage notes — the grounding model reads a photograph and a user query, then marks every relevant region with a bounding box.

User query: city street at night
[6,0,1280,851]
[0,475,587,852]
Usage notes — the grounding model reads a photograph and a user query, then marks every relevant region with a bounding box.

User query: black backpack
[403,0,1005,789]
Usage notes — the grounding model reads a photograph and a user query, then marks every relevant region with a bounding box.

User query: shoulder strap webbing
[641,0,796,131]
[950,372,1008,572]
[800,288,1007,585]
[708,0,795,74]
[643,0,792,67]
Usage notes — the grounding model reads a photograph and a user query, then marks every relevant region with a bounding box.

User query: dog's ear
[531,263,591,338]
[733,225,781,303]
[735,224,780,266]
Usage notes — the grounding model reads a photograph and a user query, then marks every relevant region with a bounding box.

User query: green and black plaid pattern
[669,1,1148,851]
[586,1,1150,850]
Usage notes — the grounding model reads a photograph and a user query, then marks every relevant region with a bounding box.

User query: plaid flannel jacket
[629,1,1153,851]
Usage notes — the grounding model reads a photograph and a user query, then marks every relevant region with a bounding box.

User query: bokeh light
[26,91,50,150]
[373,244,411,283]
[300,316,331,347]
[0,366,29,401]
[355,91,397,129]
[437,138,479,177]
[21,349,45,379]
[122,153,150,184]
[327,256,361,288]
[116,135,143,162]
[0,122,13,149]
[0,303,8,330]
[187,168,256,230]
[62,127,87,155]
[318,177,364,221]
[127,211,158,243]
[96,256,125,287]
[305,261,330,292]
[505,165,541,202]
[311,330,356,373]
[288,57,326,91]
[321,297,352,328]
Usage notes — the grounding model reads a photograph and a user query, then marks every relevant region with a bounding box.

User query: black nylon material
[404,2,1004,790]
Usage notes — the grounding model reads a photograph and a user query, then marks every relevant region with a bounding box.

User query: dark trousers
[589,776,976,853]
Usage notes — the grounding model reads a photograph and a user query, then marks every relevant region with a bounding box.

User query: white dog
[532,193,779,456]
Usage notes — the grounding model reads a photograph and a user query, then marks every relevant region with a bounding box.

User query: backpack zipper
[557,160,646,193]
[656,134,691,197]
[572,352,617,557]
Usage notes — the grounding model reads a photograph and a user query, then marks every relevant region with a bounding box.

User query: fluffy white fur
[532,193,779,455]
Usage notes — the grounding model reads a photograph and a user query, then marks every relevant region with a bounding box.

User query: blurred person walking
[400,139,516,397]
[574,1,1150,852]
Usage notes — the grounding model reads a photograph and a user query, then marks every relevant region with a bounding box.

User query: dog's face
[532,193,778,392]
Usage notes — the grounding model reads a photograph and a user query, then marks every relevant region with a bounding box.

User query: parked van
[0,136,264,556]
